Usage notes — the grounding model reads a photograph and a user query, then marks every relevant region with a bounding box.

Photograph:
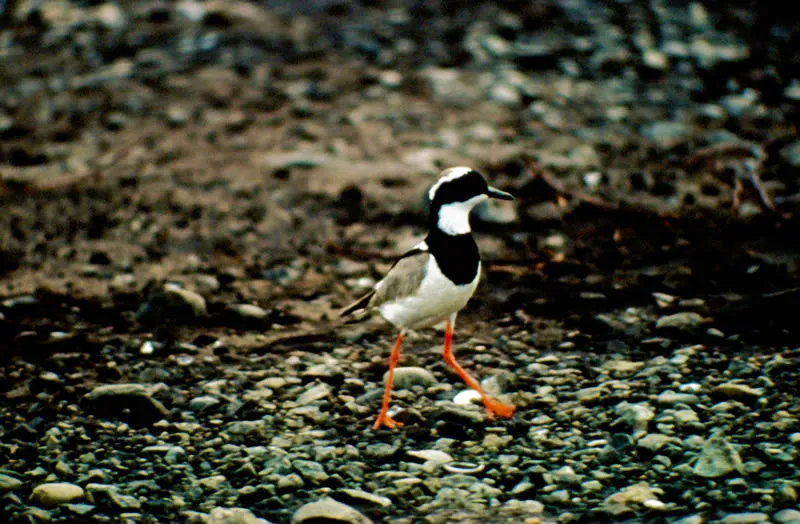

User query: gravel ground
[1,1,799,523]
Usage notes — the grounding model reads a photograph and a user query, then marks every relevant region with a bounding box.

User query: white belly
[378,257,480,330]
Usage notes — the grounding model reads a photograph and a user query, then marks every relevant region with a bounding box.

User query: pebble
[488,82,522,107]
[136,284,207,323]
[406,449,454,470]
[603,360,645,375]
[85,483,141,510]
[207,507,271,524]
[277,473,304,490]
[292,497,372,524]
[640,121,691,149]
[226,304,269,321]
[2,295,38,308]
[693,434,744,478]
[387,366,438,390]
[30,483,84,507]
[616,402,654,431]
[674,409,701,426]
[452,388,483,407]
[83,383,169,424]
[165,105,190,127]
[293,460,328,485]
[719,513,770,524]
[296,382,332,405]
[637,433,672,453]
[656,391,700,406]
[774,509,800,524]
[672,516,704,524]
[655,312,707,331]
[190,395,221,411]
[335,488,392,508]
[712,383,762,400]
[602,482,663,516]
[780,139,800,167]
[0,473,23,491]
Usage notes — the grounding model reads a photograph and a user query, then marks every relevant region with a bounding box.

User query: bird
[340,166,517,430]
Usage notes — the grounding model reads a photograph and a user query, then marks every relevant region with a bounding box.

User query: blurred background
[1,2,799,523]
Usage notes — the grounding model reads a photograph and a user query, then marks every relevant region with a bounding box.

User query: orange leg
[373,331,405,430]
[442,318,516,419]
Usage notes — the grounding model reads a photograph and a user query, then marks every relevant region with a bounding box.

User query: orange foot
[483,397,516,419]
[372,413,403,430]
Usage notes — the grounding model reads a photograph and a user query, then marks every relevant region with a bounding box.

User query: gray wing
[368,249,430,309]
[341,248,430,316]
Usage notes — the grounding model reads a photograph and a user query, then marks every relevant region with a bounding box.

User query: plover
[341,167,517,429]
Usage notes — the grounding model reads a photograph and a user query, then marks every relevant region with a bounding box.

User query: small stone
[407,449,453,472]
[226,304,269,320]
[165,446,187,465]
[652,292,677,308]
[576,386,604,404]
[140,341,155,355]
[774,509,800,524]
[712,383,762,400]
[226,420,265,436]
[543,489,570,504]
[693,434,744,478]
[292,496,373,524]
[196,476,227,491]
[602,360,645,375]
[2,295,38,308]
[85,483,140,510]
[165,105,190,127]
[0,473,23,491]
[780,140,800,168]
[304,362,344,380]
[500,499,545,516]
[488,83,522,107]
[136,284,207,323]
[277,474,304,490]
[602,482,663,516]
[642,49,668,70]
[719,513,770,524]
[190,395,221,411]
[335,488,392,508]
[64,503,95,515]
[208,507,270,524]
[293,460,328,485]
[616,402,654,431]
[637,433,672,453]
[655,312,707,331]
[452,389,482,406]
[296,382,332,405]
[674,409,701,426]
[83,384,169,425]
[390,367,438,390]
[640,121,691,149]
[95,3,127,31]
[30,483,84,507]
[672,516,704,524]
[656,391,700,406]
[776,482,798,505]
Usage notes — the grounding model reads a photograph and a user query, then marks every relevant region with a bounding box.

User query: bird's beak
[486,186,514,200]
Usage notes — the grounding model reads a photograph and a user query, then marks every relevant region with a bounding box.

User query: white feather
[436,194,487,235]
[378,255,480,330]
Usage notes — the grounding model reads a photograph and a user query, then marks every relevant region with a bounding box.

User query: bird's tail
[340,291,375,317]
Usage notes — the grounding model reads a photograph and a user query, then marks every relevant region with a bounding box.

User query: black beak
[486,186,514,200]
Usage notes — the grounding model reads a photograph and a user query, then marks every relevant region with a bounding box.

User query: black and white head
[428,167,513,235]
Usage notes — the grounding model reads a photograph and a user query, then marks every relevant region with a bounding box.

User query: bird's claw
[483,398,516,419]
[372,413,403,430]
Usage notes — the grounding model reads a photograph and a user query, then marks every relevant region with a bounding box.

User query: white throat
[436,195,486,235]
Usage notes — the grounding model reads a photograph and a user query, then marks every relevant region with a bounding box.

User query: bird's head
[428,167,513,235]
